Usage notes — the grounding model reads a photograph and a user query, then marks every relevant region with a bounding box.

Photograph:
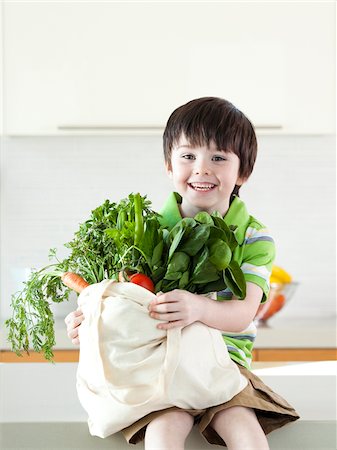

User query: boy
[66,97,299,449]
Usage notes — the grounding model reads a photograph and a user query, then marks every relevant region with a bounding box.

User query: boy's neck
[179,199,230,219]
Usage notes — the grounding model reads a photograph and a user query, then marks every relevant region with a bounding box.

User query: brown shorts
[122,364,300,447]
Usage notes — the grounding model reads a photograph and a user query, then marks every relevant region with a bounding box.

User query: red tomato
[129,273,155,293]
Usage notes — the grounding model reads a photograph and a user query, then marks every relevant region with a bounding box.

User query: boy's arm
[198,282,263,332]
[148,282,263,333]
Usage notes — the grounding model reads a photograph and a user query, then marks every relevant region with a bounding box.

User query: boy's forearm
[197,296,245,332]
[197,294,257,333]
[149,284,262,332]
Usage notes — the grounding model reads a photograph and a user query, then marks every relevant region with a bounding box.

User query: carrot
[61,272,90,293]
[262,294,286,320]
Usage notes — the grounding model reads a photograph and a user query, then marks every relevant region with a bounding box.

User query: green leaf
[208,239,232,270]
[168,226,185,260]
[139,218,158,258]
[105,228,120,239]
[179,224,210,256]
[212,217,238,251]
[194,211,214,225]
[224,261,246,299]
[164,271,182,281]
[166,252,190,273]
[191,247,219,284]
[198,278,227,294]
[211,210,222,218]
[151,241,164,268]
[193,265,220,284]
[180,217,197,228]
[155,279,163,292]
[208,226,227,241]
[5,193,165,361]
[152,266,166,283]
[179,270,190,289]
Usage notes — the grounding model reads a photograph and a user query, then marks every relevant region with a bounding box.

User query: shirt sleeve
[240,224,276,303]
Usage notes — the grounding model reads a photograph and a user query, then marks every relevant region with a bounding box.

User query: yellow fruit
[270,275,282,284]
[271,265,292,284]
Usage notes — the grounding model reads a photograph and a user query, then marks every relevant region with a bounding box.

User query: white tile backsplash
[1,134,335,321]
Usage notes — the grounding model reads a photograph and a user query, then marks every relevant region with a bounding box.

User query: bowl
[254,281,299,326]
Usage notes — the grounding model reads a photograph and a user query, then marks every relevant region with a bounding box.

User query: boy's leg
[144,410,194,450]
[209,405,270,450]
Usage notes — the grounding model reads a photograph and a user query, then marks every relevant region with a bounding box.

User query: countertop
[1,315,335,350]
[253,315,336,348]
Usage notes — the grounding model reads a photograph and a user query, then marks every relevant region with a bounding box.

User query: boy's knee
[145,410,194,449]
[148,409,194,431]
[211,406,256,428]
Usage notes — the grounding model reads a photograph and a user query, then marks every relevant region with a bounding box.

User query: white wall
[0,134,335,321]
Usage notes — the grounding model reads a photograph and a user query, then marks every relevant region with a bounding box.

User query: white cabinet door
[3,2,335,135]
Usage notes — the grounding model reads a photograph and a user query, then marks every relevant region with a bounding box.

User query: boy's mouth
[188,182,216,192]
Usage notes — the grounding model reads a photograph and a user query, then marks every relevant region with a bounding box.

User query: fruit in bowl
[254,266,298,325]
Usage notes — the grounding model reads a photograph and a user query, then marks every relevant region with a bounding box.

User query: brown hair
[163,97,257,185]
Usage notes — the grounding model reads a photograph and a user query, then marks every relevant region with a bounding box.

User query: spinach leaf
[179,270,190,289]
[191,247,220,284]
[211,217,238,251]
[224,261,246,299]
[168,226,185,260]
[151,241,164,268]
[166,252,190,274]
[179,224,210,256]
[208,239,232,270]
[194,211,214,225]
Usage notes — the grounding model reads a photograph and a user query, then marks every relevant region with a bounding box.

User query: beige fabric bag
[76,280,247,438]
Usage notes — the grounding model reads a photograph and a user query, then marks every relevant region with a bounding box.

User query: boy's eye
[213,155,226,161]
[182,154,195,160]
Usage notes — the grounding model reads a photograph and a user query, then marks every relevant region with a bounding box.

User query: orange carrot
[261,294,286,321]
[61,272,90,293]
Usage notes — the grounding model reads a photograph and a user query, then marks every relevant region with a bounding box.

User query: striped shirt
[159,192,276,370]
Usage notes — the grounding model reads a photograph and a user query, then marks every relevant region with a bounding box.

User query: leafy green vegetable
[179,224,210,256]
[159,210,245,296]
[5,193,163,361]
[5,193,246,361]
[208,239,232,270]
[224,261,247,299]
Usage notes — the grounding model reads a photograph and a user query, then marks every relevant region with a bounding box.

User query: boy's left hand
[148,289,204,330]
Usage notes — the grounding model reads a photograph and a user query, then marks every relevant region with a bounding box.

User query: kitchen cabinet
[2,2,335,135]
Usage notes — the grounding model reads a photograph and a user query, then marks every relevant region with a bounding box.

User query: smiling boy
[127,97,299,449]
[66,97,299,450]
[167,135,244,218]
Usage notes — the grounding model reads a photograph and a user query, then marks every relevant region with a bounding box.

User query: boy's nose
[194,164,211,175]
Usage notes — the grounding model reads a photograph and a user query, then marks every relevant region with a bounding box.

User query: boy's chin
[185,196,214,211]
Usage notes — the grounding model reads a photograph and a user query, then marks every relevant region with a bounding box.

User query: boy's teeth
[190,183,215,191]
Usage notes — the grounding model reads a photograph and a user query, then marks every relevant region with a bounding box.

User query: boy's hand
[148,289,204,330]
[64,308,84,345]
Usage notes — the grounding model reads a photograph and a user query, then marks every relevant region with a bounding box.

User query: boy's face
[166,134,245,218]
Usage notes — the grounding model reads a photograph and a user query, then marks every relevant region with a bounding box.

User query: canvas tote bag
[76,280,248,438]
